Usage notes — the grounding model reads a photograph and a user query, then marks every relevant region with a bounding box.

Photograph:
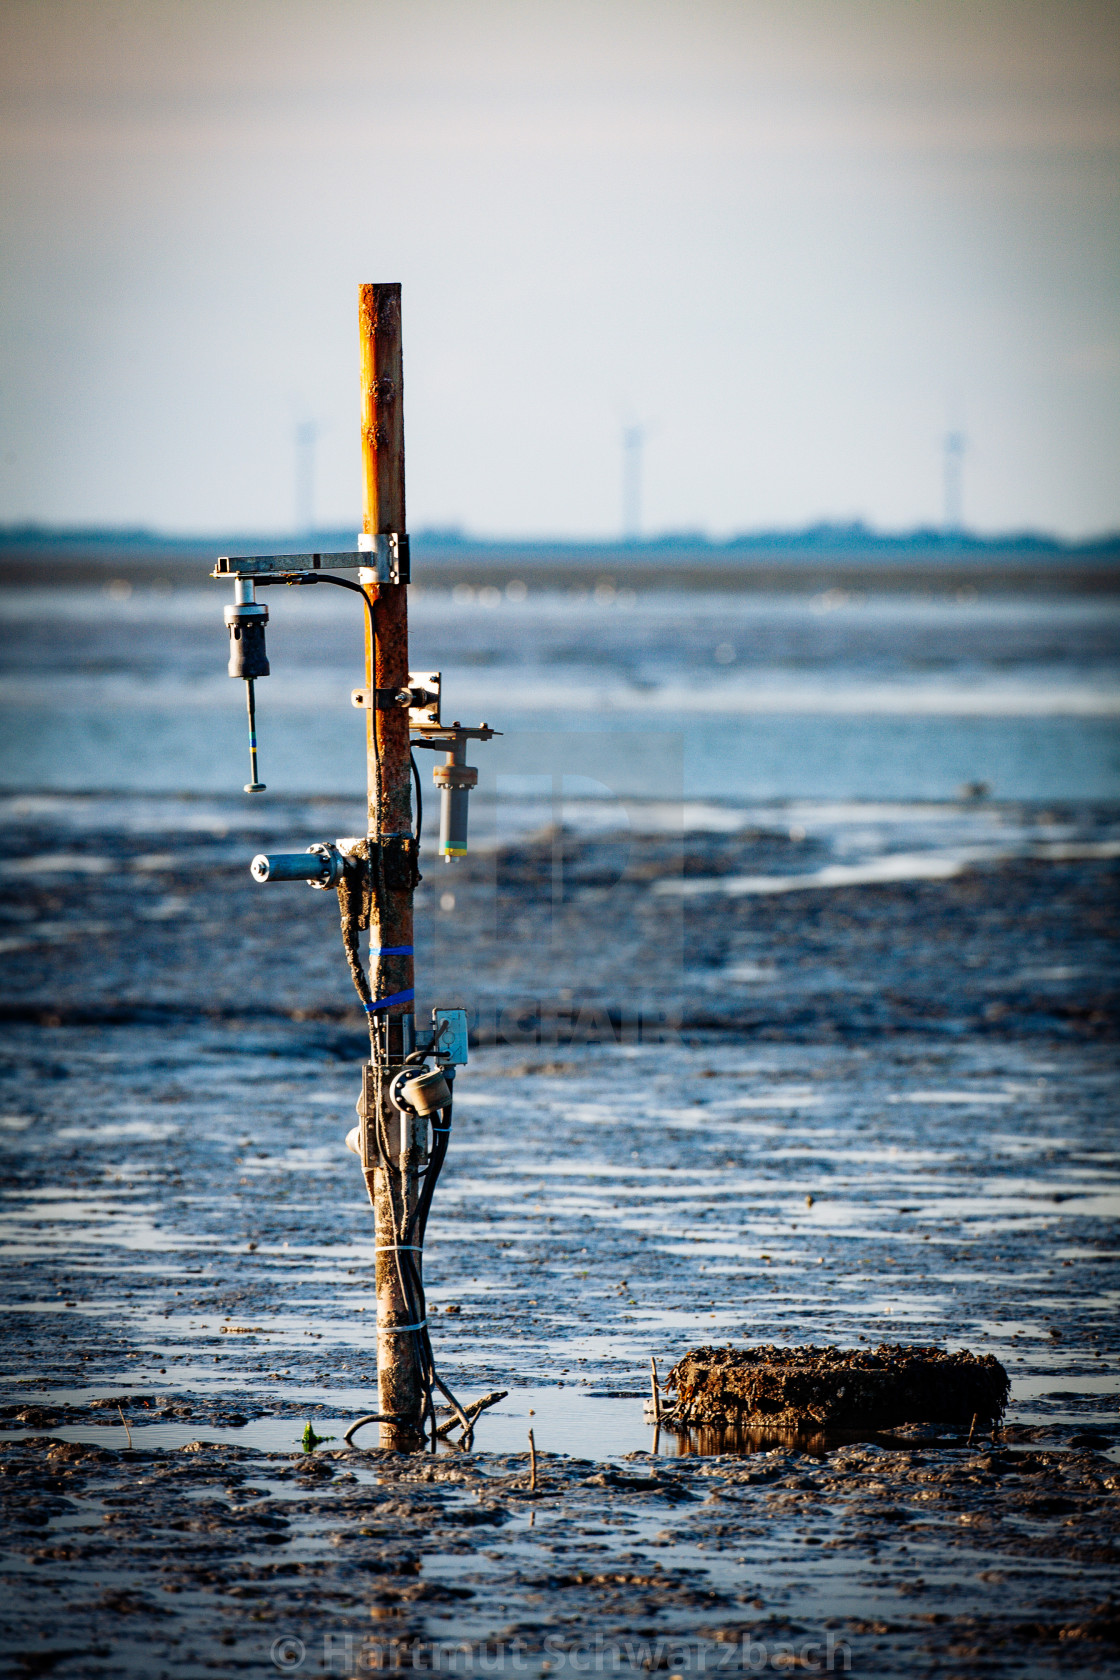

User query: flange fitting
[389,1066,452,1117]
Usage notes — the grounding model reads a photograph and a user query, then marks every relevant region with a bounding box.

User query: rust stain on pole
[358,282,423,1447]
[359,282,411,841]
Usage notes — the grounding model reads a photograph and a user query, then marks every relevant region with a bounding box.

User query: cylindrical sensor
[225,600,270,679]
[250,846,341,885]
[434,745,478,860]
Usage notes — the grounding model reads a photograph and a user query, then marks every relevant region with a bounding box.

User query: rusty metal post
[357,283,424,1448]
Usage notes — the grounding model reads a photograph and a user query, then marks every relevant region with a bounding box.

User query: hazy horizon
[3,516,1120,552]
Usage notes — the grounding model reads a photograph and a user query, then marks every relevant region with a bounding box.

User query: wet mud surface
[3,1433,1120,1677]
[1,796,1118,1674]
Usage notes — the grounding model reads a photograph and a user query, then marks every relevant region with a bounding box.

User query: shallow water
[3,1022,1117,1453]
[2,583,1119,799]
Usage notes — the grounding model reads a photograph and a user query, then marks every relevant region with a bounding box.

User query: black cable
[384,1088,468,1442]
[375,1097,415,1360]
[257,569,377,647]
[414,1099,452,1248]
[374,1093,445,1441]
[410,750,423,846]
[354,1090,472,1449]
[265,571,386,1047]
[304,577,385,1034]
[409,1095,473,1442]
[298,580,377,780]
[377,1099,434,1439]
[256,572,381,844]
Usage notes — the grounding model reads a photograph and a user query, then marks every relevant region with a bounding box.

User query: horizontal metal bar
[214,535,409,584]
[214,553,365,576]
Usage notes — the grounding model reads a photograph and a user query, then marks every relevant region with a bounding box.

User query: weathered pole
[216,287,498,1451]
[357,283,423,1448]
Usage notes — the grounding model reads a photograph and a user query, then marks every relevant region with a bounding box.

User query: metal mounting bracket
[351,686,409,711]
[410,721,499,749]
[357,532,410,584]
[212,532,410,584]
[351,672,441,724]
[405,671,440,728]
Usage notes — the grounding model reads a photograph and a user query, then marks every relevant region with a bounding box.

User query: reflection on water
[2,584,1118,799]
[0,1407,993,1462]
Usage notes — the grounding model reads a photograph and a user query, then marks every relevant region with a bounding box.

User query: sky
[1,0,1118,540]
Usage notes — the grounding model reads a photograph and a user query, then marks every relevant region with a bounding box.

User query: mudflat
[1,796,1117,1676]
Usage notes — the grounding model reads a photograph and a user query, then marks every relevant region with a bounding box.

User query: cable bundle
[343,1088,477,1449]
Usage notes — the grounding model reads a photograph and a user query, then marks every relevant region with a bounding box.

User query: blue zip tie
[373,946,413,956]
[364,988,415,1014]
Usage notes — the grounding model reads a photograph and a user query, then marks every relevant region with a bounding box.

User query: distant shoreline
[2,522,1118,593]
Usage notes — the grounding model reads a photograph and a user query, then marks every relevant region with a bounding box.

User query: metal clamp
[351,687,412,711]
[351,672,441,725]
[404,671,440,728]
[357,532,410,585]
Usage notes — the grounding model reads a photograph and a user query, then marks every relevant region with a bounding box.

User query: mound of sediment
[665,1343,1009,1431]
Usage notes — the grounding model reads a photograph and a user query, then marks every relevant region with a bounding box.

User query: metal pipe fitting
[401,1067,452,1116]
[389,1065,452,1117]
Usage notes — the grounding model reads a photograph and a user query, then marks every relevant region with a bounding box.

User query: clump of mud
[665,1342,1010,1430]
